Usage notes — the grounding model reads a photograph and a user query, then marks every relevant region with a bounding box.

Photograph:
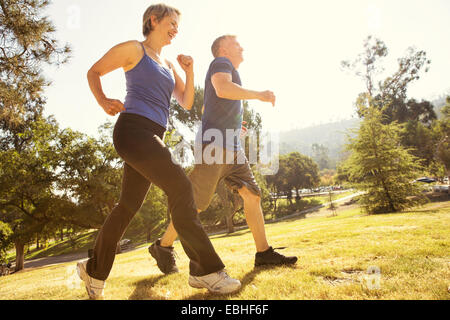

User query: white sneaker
[76,260,105,300]
[189,269,241,294]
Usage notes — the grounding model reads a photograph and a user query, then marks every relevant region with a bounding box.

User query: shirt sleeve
[210,58,233,76]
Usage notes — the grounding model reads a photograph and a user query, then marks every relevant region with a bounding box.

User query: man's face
[222,37,244,66]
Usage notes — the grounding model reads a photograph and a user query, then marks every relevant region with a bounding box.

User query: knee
[115,201,142,218]
[240,187,261,204]
[108,202,141,230]
[168,182,197,219]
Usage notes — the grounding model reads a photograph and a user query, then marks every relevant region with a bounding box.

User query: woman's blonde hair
[142,3,180,37]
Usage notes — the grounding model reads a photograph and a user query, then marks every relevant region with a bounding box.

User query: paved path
[23,251,89,269]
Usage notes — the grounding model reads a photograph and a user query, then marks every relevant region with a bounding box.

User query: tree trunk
[225,214,234,234]
[60,229,64,241]
[14,240,25,272]
[295,189,301,203]
[36,234,39,250]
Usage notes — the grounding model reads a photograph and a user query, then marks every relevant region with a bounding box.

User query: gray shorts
[189,147,261,211]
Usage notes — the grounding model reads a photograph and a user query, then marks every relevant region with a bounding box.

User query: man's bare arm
[211,72,275,106]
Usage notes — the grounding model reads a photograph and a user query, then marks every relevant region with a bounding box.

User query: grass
[0,201,449,300]
[7,192,355,261]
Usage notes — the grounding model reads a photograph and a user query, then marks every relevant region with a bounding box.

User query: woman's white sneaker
[76,260,105,300]
[189,270,241,294]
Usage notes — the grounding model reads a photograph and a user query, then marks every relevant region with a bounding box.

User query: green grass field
[1,201,449,300]
[8,191,354,262]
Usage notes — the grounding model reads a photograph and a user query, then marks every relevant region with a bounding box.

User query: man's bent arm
[212,72,260,101]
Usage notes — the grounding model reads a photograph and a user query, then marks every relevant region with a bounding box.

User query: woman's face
[152,12,179,45]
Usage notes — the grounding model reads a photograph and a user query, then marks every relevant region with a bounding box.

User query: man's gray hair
[211,35,236,58]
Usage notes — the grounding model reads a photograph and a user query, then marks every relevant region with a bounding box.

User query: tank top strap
[139,41,146,54]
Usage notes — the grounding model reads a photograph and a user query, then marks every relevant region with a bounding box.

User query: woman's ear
[150,15,158,29]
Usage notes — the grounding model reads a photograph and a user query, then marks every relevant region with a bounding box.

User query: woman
[76,4,241,299]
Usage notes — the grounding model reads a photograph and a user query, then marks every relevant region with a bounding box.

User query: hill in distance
[278,118,360,164]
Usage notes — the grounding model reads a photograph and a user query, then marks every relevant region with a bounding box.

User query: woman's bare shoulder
[113,40,143,52]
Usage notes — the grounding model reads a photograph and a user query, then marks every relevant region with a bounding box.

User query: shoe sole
[254,259,298,267]
[188,277,241,294]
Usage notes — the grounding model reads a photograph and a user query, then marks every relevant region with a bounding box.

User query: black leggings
[86,113,225,280]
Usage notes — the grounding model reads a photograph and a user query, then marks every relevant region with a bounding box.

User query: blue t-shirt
[198,57,243,151]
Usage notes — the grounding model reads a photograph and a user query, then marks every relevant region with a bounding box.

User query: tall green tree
[434,97,450,182]
[401,120,436,169]
[266,152,320,208]
[56,123,123,229]
[285,152,320,201]
[341,36,444,181]
[342,36,435,125]
[0,117,67,270]
[0,0,70,130]
[344,103,427,214]
[0,0,70,270]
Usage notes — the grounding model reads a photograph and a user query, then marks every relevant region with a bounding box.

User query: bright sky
[42,0,450,136]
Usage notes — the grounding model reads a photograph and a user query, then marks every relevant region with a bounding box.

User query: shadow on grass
[128,274,167,300]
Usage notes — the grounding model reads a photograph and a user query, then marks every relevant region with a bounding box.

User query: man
[149,35,297,274]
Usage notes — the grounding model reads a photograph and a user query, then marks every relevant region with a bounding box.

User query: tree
[434,97,450,182]
[0,0,70,130]
[0,220,12,263]
[266,156,288,212]
[344,104,427,214]
[342,36,435,125]
[56,123,123,230]
[0,117,67,270]
[0,0,70,270]
[320,168,336,187]
[285,152,320,201]
[266,152,320,210]
[401,120,436,169]
[312,143,332,170]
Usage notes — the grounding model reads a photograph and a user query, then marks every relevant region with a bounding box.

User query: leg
[87,163,151,280]
[226,160,297,266]
[159,162,224,247]
[119,136,224,276]
[159,207,201,247]
[159,220,179,247]
[237,186,270,252]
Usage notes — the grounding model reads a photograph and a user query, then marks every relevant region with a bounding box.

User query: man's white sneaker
[76,260,105,300]
[188,270,241,294]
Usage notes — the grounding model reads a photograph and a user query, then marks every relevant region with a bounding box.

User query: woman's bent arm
[87,41,139,115]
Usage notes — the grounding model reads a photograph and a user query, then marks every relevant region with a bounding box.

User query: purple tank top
[122,42,175,129]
